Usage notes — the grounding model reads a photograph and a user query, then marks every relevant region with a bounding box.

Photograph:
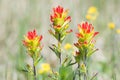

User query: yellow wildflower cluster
[86,6,98,21]
[108,22,120,34]
[64,43,72,50]
[39,63,51,74]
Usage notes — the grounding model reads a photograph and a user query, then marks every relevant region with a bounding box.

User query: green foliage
[59,66,74,80]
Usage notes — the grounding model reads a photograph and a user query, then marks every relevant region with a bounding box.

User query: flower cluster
[49,6,72,63]
[74,22,99,61]
[86,6,98,21]
[49,5,72,43]
[50,5,71,30]
[108,22,120,34]
[39,63,51,74]
[23,29,43,58]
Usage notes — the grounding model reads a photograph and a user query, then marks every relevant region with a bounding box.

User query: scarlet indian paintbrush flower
[75,22,99,47]
[23,29,43,57]
[74,22,99,80]
[50,5,71,29]
[49,5,72,64]
[49,5,72,43]
[74,21,99,61]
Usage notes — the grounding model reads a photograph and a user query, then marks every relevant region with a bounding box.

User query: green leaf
[49,45,61,58]
[59,66,74,80]
[21,64,33,75]
[87,49,98,57]
[34,56,42,66]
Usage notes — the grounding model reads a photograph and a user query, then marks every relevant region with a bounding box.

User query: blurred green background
[0,0,120,80]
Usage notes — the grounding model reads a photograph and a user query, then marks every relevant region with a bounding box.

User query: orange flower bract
[74,22,99,58]
[23,29,43,56]
[76,22,99,42]
[50,5,71,29]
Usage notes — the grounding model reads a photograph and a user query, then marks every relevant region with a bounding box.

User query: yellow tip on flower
[116,29,120,34]
[39,63,51,74]
[108,22,115,29]
[64,43,72,50]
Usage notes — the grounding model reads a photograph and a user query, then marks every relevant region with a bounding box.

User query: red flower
[76,22,99,39]
[27,30,37,40]
[74,21,99,49]
[23,29,43,52]
[51,6,63,21]
[50,5,71,29]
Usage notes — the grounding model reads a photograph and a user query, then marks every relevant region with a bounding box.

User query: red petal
[22,40,28,46]
[65,16,71,22]
[39,35,43,41]
[50,15,53,22]
[86,29,90,33]
[76,33,83,38]
[66,29,73,33]
[82,23,85,29]
[93,32,99,37]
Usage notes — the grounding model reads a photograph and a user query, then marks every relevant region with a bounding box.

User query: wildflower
[74,22,99,62]
[74,22,99,79]
[64,43,72,50]
[50,5,71,30]
[76,22,99,45]
[116,29,120,34]
[23,29,42,57]
[86,6,98,20]
[39,63,51,74]
[49,6,72,61]
[108,22,115,29]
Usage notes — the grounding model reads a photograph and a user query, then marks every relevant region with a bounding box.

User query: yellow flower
[86,14,97,20]
[87,6,97,14]
[108,22,115,29]
[86,6,98,21]
[116,29,120,34]
[64,43,72,50]
[39,63,51,74]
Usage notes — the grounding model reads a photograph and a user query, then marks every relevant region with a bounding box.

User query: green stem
[84,74,87,80]
[78,63,81,80]
[84,49,87,80]
[33,59,36,80]
[111,30,116,79]
[58,33,61,64]
[73,68,78,80]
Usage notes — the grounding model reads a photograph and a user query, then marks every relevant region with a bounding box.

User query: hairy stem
[58,33,61,64]
[33,59,36,80]
[78,63,81,80]
[84,49,87,80]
